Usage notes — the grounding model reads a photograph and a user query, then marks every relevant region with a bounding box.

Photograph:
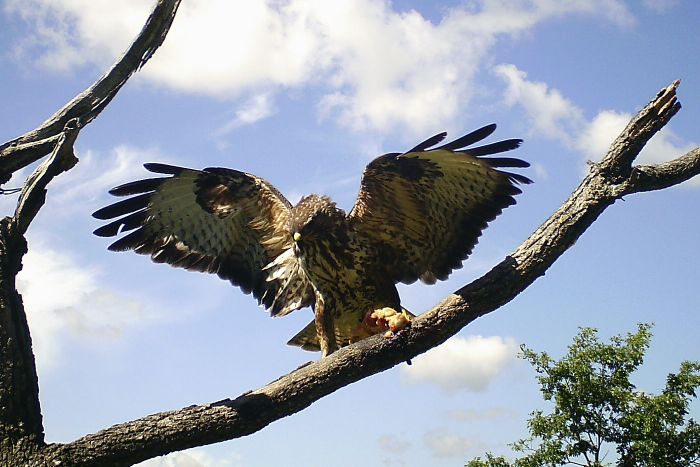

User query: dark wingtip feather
[94,210,148,237]
[435,124,498,151]
[109,178,164,196]
[480,157,530,168]
[465,139,522,157]
[91,193,150,220]
[107,229,149,252]
[92,204,117,220]
[93,223,120,237]
[407,132,448,152]
[507,173,533,185]
[143,163,186,175]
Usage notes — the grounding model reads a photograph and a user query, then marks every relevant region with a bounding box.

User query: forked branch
[0,0,182,184]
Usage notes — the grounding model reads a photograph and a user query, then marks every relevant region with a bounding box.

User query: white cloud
[0,144,154,218]
[578,110,697,167]
[640,127,697,167]
[136,448,240,467]
[401,335,518,392]
[447,407,515,422]
[423,429,479,458]
[50,144,165,212]
[7,142,215,372]
[17,243,155,372]
[3,0,152,71]
[575,109,630,161]
[495,63,698,183]
[216,93,275,134]
[495,64,585,145]
[5,0,634,133]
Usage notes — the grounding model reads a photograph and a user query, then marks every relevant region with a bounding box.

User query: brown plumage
[93,123,531,356]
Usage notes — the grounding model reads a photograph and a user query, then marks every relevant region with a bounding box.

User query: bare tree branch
[0,0,182,184]
[0,221,42,450]
[0,119,81,456]
[0,1,181,465]
[621,148,700,194]
[27,82,700,466]
[0,135,62,184]
[13,119,80,234]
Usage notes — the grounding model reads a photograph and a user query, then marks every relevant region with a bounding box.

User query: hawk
[92,124,531,356]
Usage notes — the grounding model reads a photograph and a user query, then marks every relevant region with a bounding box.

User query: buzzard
[92,124,531,356]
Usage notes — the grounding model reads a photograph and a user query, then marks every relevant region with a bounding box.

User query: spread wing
[349,124,532,285]
[92,163,313,316]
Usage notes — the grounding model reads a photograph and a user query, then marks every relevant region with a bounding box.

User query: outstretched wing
[93,163,313,316]
[349,124,531,285]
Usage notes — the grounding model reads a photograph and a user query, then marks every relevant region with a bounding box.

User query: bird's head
[289,195,346,250]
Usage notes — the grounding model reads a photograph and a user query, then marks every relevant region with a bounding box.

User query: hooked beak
[293,232,302,242]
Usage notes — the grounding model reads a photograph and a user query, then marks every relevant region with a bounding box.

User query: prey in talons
[363,307,414,338]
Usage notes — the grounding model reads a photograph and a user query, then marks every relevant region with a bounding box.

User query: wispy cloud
[495,63,698,183]
[5,0,635,134]
[495,64,585,145]
[17,243,157,372]
[401,335,519,392]
[50,144,165,211]
[577,109,697,167]
[423,428,481,458]
[136,448,241,467]
[12,143,179,372]
[216,93,275,135]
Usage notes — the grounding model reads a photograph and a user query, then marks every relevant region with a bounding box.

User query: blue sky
[1,0,699,465]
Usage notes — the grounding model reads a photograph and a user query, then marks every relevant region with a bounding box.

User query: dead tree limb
[0,118,80,446]
[25,82,700,466]
[0,1,181,465]
[0,0,182,184]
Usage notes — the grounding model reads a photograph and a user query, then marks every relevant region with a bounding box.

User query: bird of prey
[92,124,531,356]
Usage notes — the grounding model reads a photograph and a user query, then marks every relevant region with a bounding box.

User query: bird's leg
[314,298,338,357]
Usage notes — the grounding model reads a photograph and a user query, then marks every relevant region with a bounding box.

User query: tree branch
[0,220,40,448]
[13,120,80,235]
[32,83,699,466]
[621,148,700,194]
[0,119,81,454]
[0,0,182,184]
[0,1,182,465]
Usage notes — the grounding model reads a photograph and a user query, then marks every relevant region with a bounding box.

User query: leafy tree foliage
[467,324,700,467]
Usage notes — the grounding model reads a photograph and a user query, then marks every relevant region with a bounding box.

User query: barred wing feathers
[349,124,532,285]
[92,163,313,316]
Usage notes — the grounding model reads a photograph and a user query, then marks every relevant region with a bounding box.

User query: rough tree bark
[1,2,699,466]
